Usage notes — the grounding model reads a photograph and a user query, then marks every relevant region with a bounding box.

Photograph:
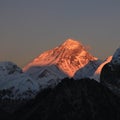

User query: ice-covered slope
[26,65,67,89]
[0,62,39,100]
[24,39,100,79]
[74,60,102,80]
[92,56,112,82]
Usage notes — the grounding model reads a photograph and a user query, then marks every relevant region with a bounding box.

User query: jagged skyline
[0,0,120,67]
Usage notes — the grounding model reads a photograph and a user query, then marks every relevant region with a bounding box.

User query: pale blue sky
[0,0,120,67]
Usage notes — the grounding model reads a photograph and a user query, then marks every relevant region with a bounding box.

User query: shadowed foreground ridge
[100,47,120,96]
[14,78,120,120]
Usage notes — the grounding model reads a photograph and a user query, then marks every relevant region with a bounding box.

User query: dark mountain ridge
[12,78,120,120]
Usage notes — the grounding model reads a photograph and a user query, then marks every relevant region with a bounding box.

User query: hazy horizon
[1,0,120,67]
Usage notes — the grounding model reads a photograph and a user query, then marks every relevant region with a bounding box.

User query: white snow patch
[0,62,39,100]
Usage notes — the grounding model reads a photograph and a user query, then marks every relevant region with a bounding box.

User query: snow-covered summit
[61,39,83,50]
[24,39,98,77]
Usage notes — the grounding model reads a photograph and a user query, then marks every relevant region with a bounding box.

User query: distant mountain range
[0,38,120,120]
[0,39,120,100]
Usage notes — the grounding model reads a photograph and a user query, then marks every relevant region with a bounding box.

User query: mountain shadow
[100,62,120,96]
[13,78,120,120]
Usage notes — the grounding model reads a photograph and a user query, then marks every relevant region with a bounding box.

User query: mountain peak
[24,39,98,77]
[64,38,80,44]
[61,39,83,50]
